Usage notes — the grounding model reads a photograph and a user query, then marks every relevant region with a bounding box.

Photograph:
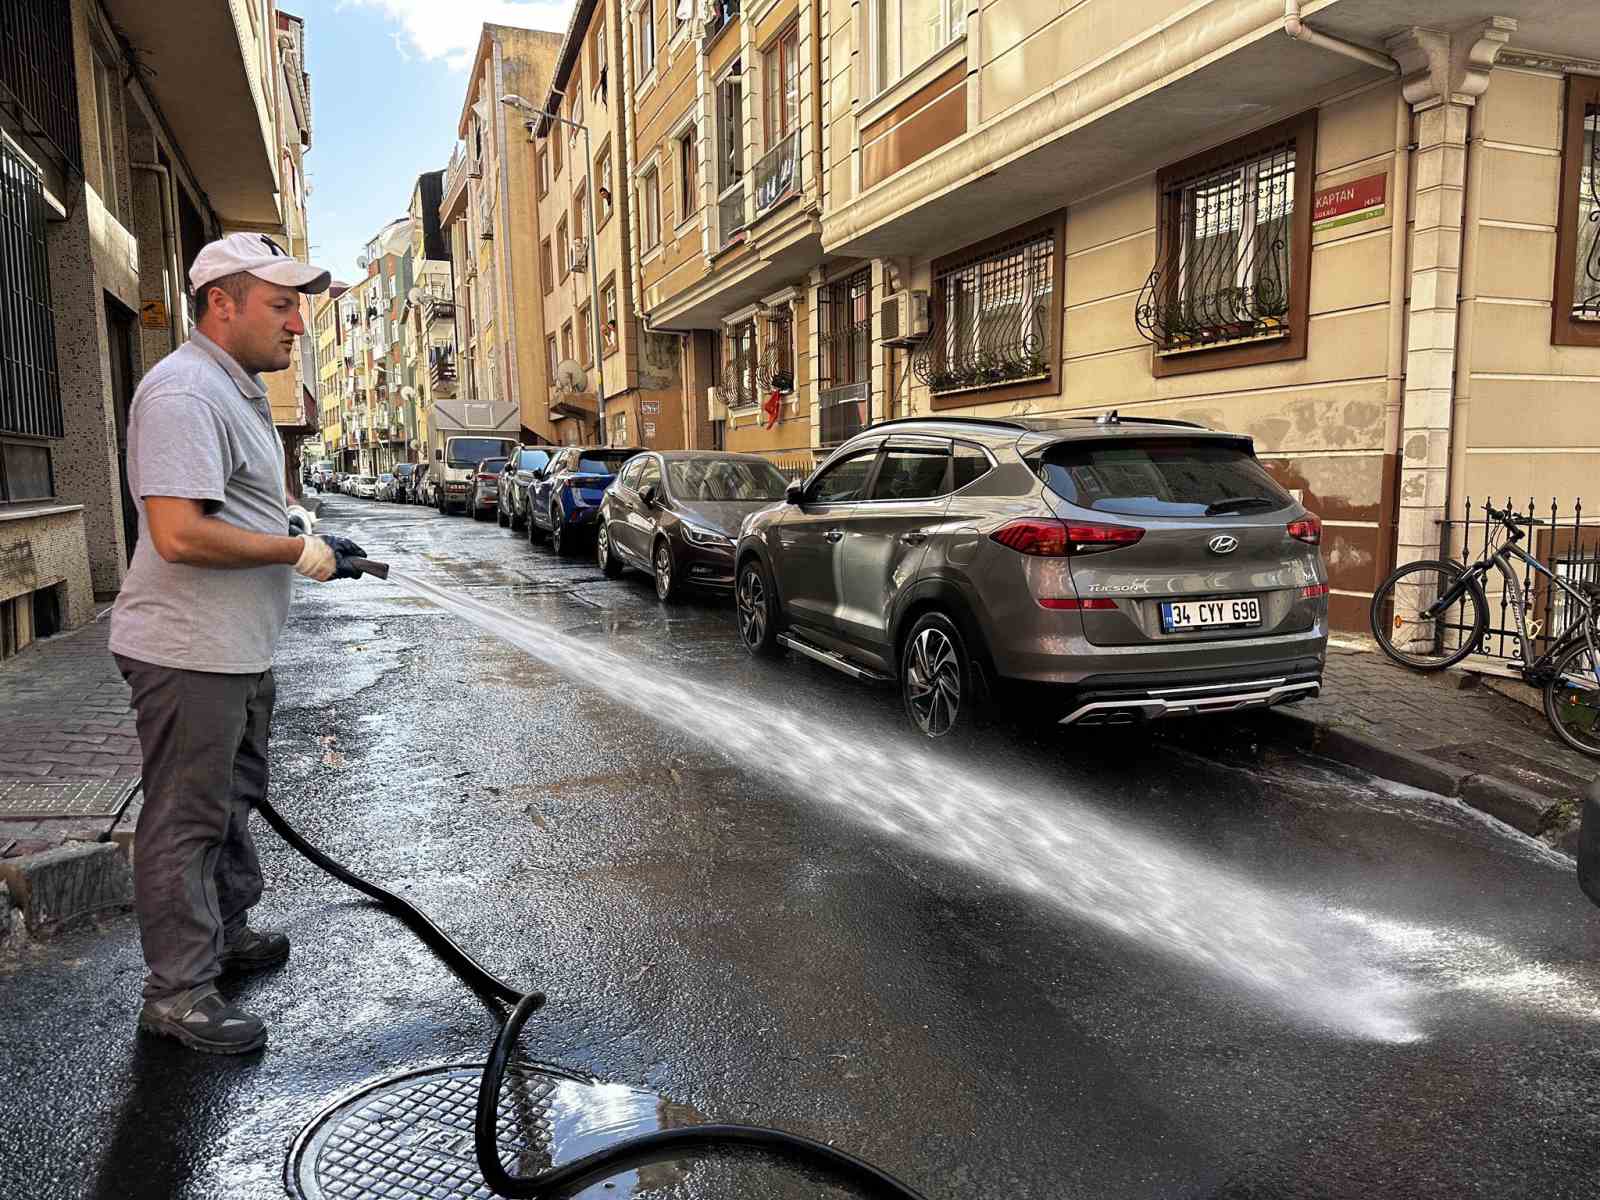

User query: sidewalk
[1265,642,1592,851]
[0,614,140,943]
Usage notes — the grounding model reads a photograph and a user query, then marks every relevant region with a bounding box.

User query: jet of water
[386,570,1418,1042]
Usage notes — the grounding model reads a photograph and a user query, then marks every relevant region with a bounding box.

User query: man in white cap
[110,233,367,1054]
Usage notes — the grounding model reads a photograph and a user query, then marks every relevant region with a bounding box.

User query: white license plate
[1162,597,1261,632]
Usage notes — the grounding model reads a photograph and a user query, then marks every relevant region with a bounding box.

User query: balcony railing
[423,294,456,324]
[752,132,798,218]
[702,0,740,50]
[718,183,746,247]
[0,0,82,174]
[429,354,458,391]
[0,139,63,442]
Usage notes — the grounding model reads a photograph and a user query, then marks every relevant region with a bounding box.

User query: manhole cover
[287,1062,693,1200]
[0,778,139,819]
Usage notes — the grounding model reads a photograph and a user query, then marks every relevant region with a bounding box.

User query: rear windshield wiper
[1205,496,1279,516]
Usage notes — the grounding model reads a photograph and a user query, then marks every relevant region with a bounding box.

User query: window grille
[1572,100,1600,321]
[913,228,1054,395]
[0,142,62,442]
[755,307,794,392]
[818,270,870,390]
[0,0,81,174]
[727,320,757,406]
[1136,137,1296,353]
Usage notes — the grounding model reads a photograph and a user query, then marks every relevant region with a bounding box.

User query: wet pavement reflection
[3,494,1599,1200]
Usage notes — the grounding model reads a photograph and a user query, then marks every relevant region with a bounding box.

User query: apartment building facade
[531,0,688,450]
[0,0,306,656]
[439,24,563,443]
[402,170,455,457]
[610,0,1600,633]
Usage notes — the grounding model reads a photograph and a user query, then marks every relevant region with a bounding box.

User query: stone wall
[0,508,95,635]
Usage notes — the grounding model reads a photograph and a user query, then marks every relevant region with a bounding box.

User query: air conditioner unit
[880,290,929,346]
[568,238,589,274]
[707,385,727,422]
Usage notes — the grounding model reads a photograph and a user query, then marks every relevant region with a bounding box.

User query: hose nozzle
[348,557,390,580]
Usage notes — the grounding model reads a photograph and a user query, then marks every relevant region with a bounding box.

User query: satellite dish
[356,253,370,269]
[555,359,587,393]
[407,286,423,304]
[400,385,417,401]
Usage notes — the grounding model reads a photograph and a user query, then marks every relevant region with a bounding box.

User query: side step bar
[1059,679,1320,727]
[777,633,892,682]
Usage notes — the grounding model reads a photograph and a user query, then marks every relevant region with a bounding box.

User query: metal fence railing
[1437,496,1600,666]
[0,139,62,443]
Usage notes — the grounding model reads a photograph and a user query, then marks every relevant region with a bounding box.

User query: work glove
[287,505,318,536]
[319,534,370,580]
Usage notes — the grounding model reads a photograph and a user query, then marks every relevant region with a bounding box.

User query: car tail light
[1287,514,1322,545]
[477,472,496,482]
[991,518,1143,557]
[1038,597,1118,610]
[1300,583,1330,600]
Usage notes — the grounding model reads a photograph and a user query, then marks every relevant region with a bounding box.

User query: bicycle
[1369,504,1600,758]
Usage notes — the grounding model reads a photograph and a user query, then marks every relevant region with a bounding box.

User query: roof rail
[1078,410,1209,430]
[867,416,1031,432]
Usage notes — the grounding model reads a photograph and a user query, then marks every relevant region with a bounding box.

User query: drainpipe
[131,161,181,352]
[1283,1,1398,75]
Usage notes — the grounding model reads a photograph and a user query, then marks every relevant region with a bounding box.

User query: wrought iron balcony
[423,294,456,325]
[428,354,458,392]
[717,183,746,247]
[752,131,798,219]
[702,0,740,50]
[0,0,81,174]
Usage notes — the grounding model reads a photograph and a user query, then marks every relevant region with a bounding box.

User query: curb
[0,841,133,939]
[1260,709,1575,848]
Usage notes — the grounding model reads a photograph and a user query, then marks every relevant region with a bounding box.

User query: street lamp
[501,92,606,441]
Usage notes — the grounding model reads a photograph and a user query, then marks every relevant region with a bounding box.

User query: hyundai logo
[1208,535,1239,555]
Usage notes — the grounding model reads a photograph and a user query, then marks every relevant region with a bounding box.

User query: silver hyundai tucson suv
[733,413,1328,738]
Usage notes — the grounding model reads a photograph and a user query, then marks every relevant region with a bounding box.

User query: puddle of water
[387,570,1422,1042]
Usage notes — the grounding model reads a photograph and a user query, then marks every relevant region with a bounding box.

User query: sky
[299,0,572,285]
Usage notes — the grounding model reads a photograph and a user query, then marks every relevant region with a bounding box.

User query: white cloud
[340,0,572,71]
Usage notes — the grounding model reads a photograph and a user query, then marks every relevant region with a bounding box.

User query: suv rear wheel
[736,559,781,657]
[901,612,974,740]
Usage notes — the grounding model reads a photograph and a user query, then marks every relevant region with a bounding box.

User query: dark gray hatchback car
[733,414,1329,738]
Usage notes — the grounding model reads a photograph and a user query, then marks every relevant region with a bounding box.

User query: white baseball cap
[189,232,331,296]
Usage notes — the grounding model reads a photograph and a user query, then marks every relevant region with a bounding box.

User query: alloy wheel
[905,627,961,737]
[550,507,564,555]
[597,524,612,573]
[737,566,766,648]
[654,542,673,601]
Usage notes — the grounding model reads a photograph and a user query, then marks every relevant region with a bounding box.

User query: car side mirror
[785,484,804,505]
[641,484,658,507]
[433,449,442,461]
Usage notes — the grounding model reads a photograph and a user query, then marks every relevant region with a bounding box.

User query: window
[763,26,799,150]
[917,216,1061,406]
[547,333,560,379]
[541,237,553,294]
[537,145,550,196]
[91,45,122,221]
[809,449,879,504]
[635,0,656,80]
[1555,75,1600,346]
[578,302,593,367]
[573,180,588,239]
[1,442,54,503]
[717,69,745,241]
[557,216,570,279]
[596,145,614,223]
[602,277,619,355]
[593,21,608,100]
[758,306,794,391]
[1136,111,1315,376]
[951,444,990,490]
[618,456,646,489]
[818,270,871,390]
[668,457,788,500]
[641,165,661,250]
[0,142,63,446]
[677,126,700,221]
[561,320,575,365]
[869,444,950,501]
[871,0,965,94]
[635,456,661,494]
[727,319,757,405]
[1035,439,1292,519]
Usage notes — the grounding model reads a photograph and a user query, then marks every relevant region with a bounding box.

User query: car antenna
[1096,409,1120,425]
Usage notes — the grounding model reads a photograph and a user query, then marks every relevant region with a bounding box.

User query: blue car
[527,445,643,556]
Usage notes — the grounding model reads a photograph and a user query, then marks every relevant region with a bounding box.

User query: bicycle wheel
[1370,559,1487,670]
[1544,642,1600,758]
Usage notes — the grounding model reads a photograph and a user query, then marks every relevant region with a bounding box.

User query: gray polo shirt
[110,329,293,673]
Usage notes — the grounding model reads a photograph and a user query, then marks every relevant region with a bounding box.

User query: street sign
[1313,173,1386,232]
[140,299,168,329]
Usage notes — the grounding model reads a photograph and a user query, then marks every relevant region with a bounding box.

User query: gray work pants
[114,656,274,1001]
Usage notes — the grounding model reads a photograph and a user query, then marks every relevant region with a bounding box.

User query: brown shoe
[219,927,290,974]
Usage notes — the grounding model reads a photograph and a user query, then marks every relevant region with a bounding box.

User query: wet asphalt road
[4,494,1600,1200]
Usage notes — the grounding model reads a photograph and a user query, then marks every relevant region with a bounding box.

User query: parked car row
[468,414,1332,743]
[315,464,437,505]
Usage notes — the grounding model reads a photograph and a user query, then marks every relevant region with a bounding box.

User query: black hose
[256,794,928,1200]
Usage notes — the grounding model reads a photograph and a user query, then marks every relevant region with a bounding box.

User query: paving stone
[0,842,132,937]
